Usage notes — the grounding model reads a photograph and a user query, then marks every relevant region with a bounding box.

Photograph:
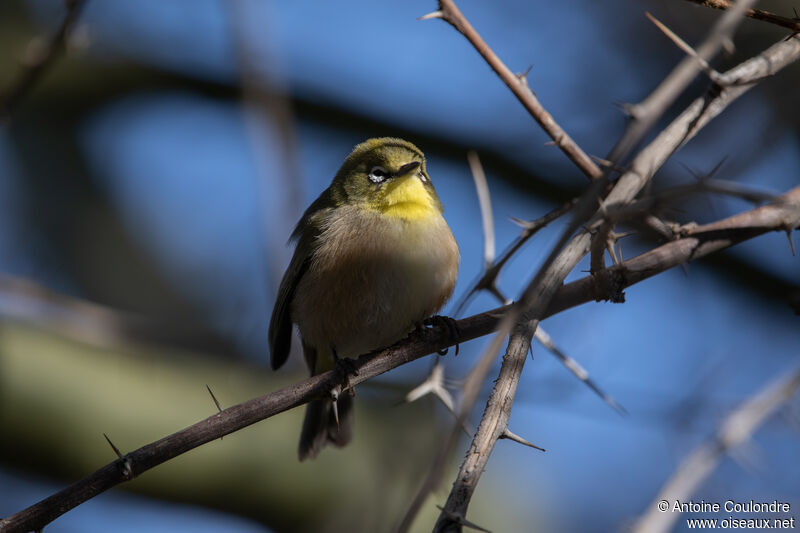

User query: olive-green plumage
[268,137,459,460]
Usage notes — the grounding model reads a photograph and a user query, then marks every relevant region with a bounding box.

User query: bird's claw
[424,315,460,356]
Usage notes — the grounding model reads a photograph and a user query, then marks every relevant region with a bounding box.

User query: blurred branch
[420,0,603,180]
[631,367,800,533]
[433,31,800,532]
[2,182,799,533]
[467,151,496,273]
[606,0,755,164]
[405,182,800,532]
[684,0,800,33]
[0,0,86,121]
[0,274,235,354]
[552,185,800,315]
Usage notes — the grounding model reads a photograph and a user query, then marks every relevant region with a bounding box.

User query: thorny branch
[433,21,800,533]
[605,0,757,165]
[3,2,800,532]
[3,183,798,533]
[420,0,603,180]
[684,0,800,34]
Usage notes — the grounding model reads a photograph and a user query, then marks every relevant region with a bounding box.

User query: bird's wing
[268,198,331,370]
[268,241,309,370]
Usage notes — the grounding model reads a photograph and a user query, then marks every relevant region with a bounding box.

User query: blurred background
[0,0,798,532]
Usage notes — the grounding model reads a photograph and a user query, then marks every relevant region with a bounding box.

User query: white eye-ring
[368,166,389,183]
[418,170,427,183]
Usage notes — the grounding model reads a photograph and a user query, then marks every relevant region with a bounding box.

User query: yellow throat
[376,174,437,221]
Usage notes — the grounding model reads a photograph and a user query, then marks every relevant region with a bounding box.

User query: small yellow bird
[268,137,460,460]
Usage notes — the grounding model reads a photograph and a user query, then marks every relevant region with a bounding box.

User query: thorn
[786,227,796,256]
[614,101,640,119]
[500,428,546,452]
[403,361,471,437]
[330,385,341,431]
[534,328,627,415]
[206,384,223,412]
[722,36,735,56]
[418,10,443,21]
[515,64,533,87]
[645,11,722,82]
[487,285,507,307]
[543,140,556,147]
[104,433,134,479]
[509,216,527,228]
[435,506,492,532]
[103,433,123,459]
[590,154,627,174]
[681,156,727,184]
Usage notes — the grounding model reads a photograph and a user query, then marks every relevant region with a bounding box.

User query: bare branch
[422,0,602,180]
[467,151,496,270]
[631,367,800,533]
[606,0,757,164]
[645,12,722,82]
[684,0,800,34]
[2,184,798,533]
[434,33,800,530]
[552,185,800,316]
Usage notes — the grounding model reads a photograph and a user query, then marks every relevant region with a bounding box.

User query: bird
[268,137,460,460]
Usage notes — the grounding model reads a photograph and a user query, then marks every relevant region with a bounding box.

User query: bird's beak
[395,161,421,177]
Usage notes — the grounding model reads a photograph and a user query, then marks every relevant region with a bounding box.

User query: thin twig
[0,0,87,121]
[645,12,723,82]
[684,0,800,34]
[606,0,757,164]
[533,328,626,415]
[421,0,602,180]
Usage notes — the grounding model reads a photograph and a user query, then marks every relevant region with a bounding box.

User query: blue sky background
[1,0,798,532]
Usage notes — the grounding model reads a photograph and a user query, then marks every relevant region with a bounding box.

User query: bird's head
[332,137,442,220]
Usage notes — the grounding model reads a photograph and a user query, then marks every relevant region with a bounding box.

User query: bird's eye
[368,166,389,183]
[418,169,427,183]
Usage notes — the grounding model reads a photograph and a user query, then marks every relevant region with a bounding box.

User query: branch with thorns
[2,184,797,533]
[426,0,800,527]
[420,0,602,180]
[3,1,800,532]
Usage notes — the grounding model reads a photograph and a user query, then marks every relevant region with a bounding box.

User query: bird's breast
[291,205,459,359]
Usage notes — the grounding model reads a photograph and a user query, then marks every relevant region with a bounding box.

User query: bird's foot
[331,347,358,396]
[423,315,460,356]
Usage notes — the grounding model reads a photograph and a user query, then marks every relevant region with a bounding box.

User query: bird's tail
[298,393,354,461]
